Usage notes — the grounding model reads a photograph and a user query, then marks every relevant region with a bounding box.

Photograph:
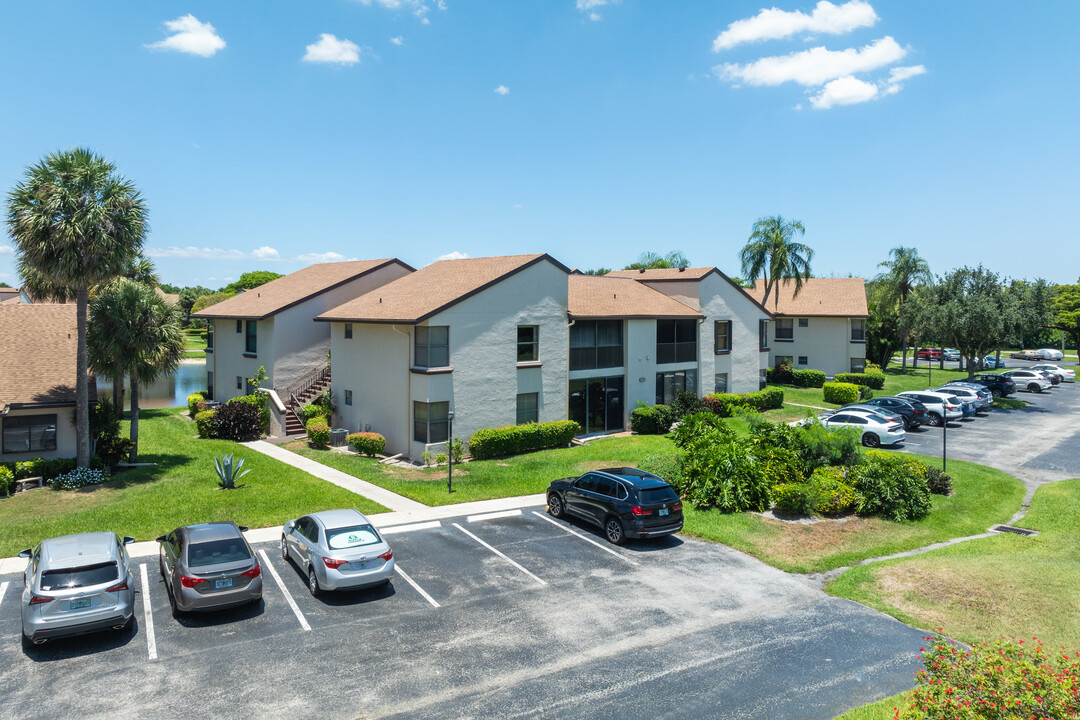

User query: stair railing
[279,362,330,405]
[288,392,306,433]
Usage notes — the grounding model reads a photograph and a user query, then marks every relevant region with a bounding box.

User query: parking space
[0,504,928,720]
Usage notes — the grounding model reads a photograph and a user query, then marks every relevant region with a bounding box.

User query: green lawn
[680,456,1023,574]
[835,690,909,720]
[285,435,676,506]
[183,328,206,359]
[0,407,387,557]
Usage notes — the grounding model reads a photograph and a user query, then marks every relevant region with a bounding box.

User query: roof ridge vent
[639,268,645,274]
[678,267,685,272]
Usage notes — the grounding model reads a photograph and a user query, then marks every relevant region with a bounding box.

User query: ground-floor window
[345,390,353,406]
[414,401,449,444]
[2,414,58,454]
[516,393,538,424]
[207,372,214,400]
[714,373,728,394]
[656,369,697,405]
[850,357,866,373]
[774,355,793,369]
[798,356,808,366]
[569,376,624,435]
[759,368,768,390]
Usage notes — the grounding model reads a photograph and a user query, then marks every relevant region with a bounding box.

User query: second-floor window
[775,318,794,340]
[245,321,257,354]
[759,320,769,350]
[206,321,214,349]
[344,323,353,339]
[415,326,449,368]
[517,325,538,362]
[714,320,731,354]
[657,319,697,364]
[851,319,866,341]
[570,320,623,371]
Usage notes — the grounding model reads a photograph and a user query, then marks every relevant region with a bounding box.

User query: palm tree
[625,250,691,270]
[6,149,148,466]
[874,246,932,370]
[88,279,184,461]
[739,215,813,310]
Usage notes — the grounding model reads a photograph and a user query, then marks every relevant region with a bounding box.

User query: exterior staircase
[280,363,331,437]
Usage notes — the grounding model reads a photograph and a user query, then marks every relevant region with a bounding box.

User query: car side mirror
[155,535,167,543]
[123,536,136,545]
[18,549,31,559]
[238,526,249,532]
[285,520,295,531]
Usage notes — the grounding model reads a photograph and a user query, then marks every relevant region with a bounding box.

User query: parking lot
[0,508,926,720]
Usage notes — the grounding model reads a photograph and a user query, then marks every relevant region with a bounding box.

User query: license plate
[214,578,234,590]
[659,508,669,517]
[352,561,370,571]
[69,598,91,610]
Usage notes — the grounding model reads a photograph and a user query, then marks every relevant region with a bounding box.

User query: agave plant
[214,453,250,490]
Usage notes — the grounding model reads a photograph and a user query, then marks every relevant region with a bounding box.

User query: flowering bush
[49,467,110,490]
[347,432,386,457]
[898,635,1080,719]
[306,417,330,448]
[187,391,208,417]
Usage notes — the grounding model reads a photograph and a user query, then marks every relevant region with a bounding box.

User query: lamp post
[942,408,948,472]
[447,408,455,494]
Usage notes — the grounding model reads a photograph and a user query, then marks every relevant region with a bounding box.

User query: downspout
[697,317,705,398]
[566,317,575,427]
[392,324,411,458]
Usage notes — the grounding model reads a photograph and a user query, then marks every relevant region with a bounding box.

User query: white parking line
[0,581,8,609]
[258,550,311,632]
[452,523,547,586]
[467,509,522,523]
[394,565,440,608]
[531,512,639,566]
[138,565,157,661]
[381,520,442,535]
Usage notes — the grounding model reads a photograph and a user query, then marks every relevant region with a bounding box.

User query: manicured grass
[828,478,1080,651]
[991,396,1030,410]
[835,690,909,720]
[0,407,387,557]
[285,435,676,506]
[183,328,206,359]
[680,456,1024,574]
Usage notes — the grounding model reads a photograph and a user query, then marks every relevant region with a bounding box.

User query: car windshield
[638,487,679,504]
[41,561,118,590]
[187,539,251,567]
[326,525,381,550]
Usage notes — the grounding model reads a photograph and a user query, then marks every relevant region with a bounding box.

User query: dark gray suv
[546,467,682,545]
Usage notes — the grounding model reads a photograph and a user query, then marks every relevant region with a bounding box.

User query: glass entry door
[569,376,624,435]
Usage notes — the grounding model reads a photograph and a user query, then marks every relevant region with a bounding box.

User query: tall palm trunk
[901,338,908,371]
[129,375,139,463]
[76,285,90,467]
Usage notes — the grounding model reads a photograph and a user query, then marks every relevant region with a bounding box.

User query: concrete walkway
[240,440,428,513]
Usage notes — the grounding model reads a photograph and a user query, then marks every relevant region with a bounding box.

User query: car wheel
[990,388,1001,398]
[604,516,625,546]
[308,567,322,597]
[280,535,290,564]
[547,493,565,519]
[901,416,911,430]
[21,632,34,651]
[169,589,183,619]
[926,412,942,427]
[1029,384,1041,393]
[862,433,881,448]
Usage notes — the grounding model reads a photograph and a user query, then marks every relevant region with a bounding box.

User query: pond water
[96,361,207,409]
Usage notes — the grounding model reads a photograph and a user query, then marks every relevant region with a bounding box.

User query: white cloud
[513,203,523,209]
[357,0,443,23]
[494,85,509,95]
[251,246,280,259]
[296,251,355,263]
[390,36,404,45]
[146,15,225,57]
[0,244,12,255]
[577,0,619,21]
[713,1,877,52]
[434,251,468,262]
[715,36,905,87]
[887,64,926,84]
[809,76,879,109]
[148,246,253,260]
[303,34,362,65]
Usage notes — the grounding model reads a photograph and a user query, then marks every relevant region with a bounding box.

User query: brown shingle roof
[192,259,414,320]
[318,254,571,324]
[748,278,868,317]
[605,267,716,281]
[155,288,180,305]
[0,304,97,411]
[569,275,703,320]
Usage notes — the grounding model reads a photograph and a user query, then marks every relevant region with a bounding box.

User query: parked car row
[1011,348,1065,361]
[18,509,391,650]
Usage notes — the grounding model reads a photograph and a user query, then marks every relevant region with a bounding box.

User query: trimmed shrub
[630,404,673,435]
[797,421,863,469]
[0,465,13,497]
[637,451,685,487]
[925,466,953,495]
[765,365,793,384]
[187,391,208,417]
[14,459,45,479]
[858,385,874,400]
[97,437,135,466]
[300,403,331,424]
[771,482,816,516]
[306,416,330,448]
[49,467,110,490]
[435,453,448,464]
[670,391,705,420]
[833,372,886,390]
[215,402,263,442]
[229,394,270,434]
[468,420,579,460]
[849,450,931,521]
[822,382,859,405]
[347,432,386,457]
[195,410,217,438]
[807,468,857,515]
[791,369,826,388]
[703,387,784,417]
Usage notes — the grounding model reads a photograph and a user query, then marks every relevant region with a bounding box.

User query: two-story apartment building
[317,254,571,458]
[606,267,773,394]
[748,277,869,377]
[0,304,96,462]
[193,259,413,404]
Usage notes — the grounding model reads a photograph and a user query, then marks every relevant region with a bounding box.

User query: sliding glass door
[569,376,624,435]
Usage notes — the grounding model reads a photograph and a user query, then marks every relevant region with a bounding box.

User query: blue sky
[1,1,1077,289]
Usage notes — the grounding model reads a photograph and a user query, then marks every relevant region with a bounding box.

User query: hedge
[822,382,859,405]
[765,366,793,384]
[228,394,270,434]
[214,402,262,442]
[348,432,386,457]
[630,404,672,435]
[187,391,208,417]
[306,416,330,448]
[0,466,13,497]
[791,369,826,388]
[195,410,216,438]
[833,372,885,390]
[702,387,784,417]
[468,420,580,460]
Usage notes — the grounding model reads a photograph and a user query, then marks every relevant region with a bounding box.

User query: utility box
[330,428,348,447]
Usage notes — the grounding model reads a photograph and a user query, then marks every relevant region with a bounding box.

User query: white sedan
[819,409,906,448]
[1035,348,1065,361]
[1031,363,1075,381]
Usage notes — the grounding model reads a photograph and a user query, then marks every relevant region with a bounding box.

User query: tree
[864,280,901,369]
[88,279,184,461]
[1005,278,1053,350]
[222,270,283,294]
[738,215,812,311]
[1048,279,1080,355]
[624,250,690,270]
[191,290,236,315]
[580,268,613,276]
[874,246,932,371]
[911,266,1018,379]
[6,148,148,467]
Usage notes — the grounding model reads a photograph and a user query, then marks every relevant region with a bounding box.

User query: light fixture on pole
[447,408,455,494]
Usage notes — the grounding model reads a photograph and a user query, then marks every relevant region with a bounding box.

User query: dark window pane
[40,562,118,590]
[605,376,624,431]
[657,320,675,344]
[576,474,598,492]
[414,345,429,368]
[187,540,252,568]
[657,344,676,365]
[429,420,448,444]
[570,347,595,371]
[430,346,450,368]
[675,320,696,343]
[415,326,429,345]
[429,326,449,346]
[596,345,622,368]
[569,379,587,432]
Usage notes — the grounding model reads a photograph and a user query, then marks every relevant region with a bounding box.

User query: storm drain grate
[991,524,1039,537]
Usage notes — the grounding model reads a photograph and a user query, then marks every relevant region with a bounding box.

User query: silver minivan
[20,532,136,650]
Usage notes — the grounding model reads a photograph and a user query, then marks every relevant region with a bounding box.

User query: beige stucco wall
[770,316,866,377]
[205,317,275,403]
[332,323,411,452]
[0,406,78,462]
